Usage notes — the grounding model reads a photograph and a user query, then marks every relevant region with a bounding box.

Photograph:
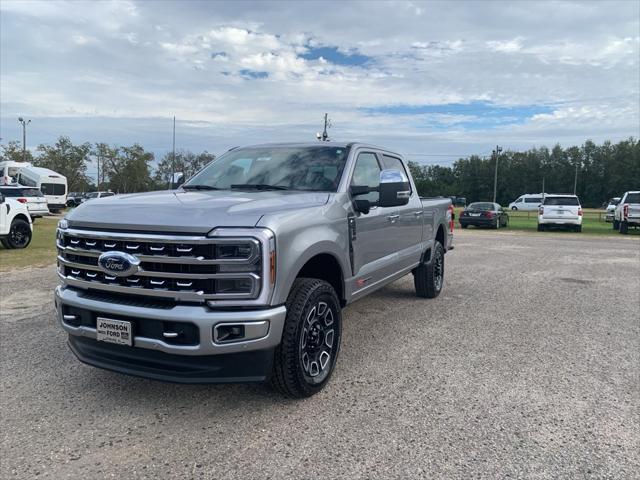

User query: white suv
[0,192,33,249]
[537,195,582,232]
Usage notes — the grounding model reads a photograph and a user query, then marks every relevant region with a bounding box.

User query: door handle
[414,211,423,217]
[387,214,400,222]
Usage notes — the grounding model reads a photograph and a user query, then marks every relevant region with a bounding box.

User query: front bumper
[55,286,287,382]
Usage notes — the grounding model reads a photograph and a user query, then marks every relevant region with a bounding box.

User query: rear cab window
[623,193,640,203]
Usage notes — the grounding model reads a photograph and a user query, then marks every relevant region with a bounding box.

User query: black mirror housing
[0,194,4,204]
[354,199,371,215]
[350,185,371,197]
[378,169,410,208]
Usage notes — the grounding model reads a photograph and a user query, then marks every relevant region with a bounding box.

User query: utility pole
[17,117,31,162]
[573,162,578,195]
[170,116,176,189]
[492,145,502,203]
[317,113,331,141]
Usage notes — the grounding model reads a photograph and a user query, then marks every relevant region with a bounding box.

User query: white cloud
[0,0,638,158]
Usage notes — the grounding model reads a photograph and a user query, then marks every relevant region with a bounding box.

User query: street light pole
[18,117,31,162]
[573,162,578,195]
[492,145,502,203]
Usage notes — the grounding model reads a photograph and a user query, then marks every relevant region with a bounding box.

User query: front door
[349,151,398,289]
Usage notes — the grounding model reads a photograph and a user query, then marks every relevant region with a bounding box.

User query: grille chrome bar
[57,242,258,265]
[57,255,260,281]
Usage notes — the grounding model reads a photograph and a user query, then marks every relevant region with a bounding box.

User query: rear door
[381,154,423,265]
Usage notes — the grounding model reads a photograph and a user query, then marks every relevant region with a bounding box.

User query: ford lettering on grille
[97,251,140,277]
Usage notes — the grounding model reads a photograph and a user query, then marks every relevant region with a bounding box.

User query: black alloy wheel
[271,278,342,398]
[7,219,31,249]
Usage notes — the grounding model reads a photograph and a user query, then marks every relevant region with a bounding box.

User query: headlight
[57,218,68,230]
[205,227,276,307]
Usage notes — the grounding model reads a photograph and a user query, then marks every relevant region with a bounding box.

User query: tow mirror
[0,193,4,203]
[378,169,410,208]
[354,199,371,215]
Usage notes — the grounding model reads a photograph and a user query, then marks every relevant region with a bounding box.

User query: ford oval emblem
[97,251,140,277]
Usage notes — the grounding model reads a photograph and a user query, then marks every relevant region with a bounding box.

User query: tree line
[1,136,638,207]
[408,138,640,207]
[0,137,215,194]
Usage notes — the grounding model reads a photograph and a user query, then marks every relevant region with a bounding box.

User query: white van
[0,161,31,185]
[508,193,544,211]
[16,166,68,212]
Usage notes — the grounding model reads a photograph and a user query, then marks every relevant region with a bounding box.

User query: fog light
[214,324,245,343]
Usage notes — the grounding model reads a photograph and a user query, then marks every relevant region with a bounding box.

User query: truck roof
[233,142,403,156]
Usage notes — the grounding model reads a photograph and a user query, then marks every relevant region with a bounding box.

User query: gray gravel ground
[1,230,639,479]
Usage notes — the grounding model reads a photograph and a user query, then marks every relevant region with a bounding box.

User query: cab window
[351,152,380,203]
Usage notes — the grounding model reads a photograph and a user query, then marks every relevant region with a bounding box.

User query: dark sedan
[459,202,509,229]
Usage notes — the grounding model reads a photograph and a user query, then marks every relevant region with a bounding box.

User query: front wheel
[271,278,342,398]
[511,206,518,211]
[414,241,445,298]
[6,219,32,249]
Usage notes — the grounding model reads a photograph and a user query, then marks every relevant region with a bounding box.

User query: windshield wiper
[230,184,289,191]
[182,185,222,190]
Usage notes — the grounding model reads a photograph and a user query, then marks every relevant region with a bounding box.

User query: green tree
[105,144,154,193]
[35,136,91,192]
[0,140,34,163]
[93,143,119,190]
[153,150,216,187]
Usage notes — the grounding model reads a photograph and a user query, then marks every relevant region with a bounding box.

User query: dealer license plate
[96,317,133,346]
[470,213,481,216]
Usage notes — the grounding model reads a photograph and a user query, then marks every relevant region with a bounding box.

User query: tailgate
[544,205,579,219]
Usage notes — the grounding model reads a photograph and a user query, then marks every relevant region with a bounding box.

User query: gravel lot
[1,230,639,479]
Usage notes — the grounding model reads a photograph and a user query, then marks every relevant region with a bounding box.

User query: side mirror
[0,193,4,204]
[378,169,410,208]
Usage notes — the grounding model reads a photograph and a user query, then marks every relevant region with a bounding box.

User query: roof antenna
[316,113,331,141]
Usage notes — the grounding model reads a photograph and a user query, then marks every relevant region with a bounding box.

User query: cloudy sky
[1,0,638,170]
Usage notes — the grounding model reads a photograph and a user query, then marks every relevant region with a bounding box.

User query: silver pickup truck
[54,143,453,397]
[613,190,640,234]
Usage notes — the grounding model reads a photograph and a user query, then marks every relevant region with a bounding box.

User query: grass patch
[0,216,59,271]
[454,207,640,236]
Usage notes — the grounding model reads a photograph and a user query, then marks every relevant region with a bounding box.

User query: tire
[511,206,518,211]
[575,225,582,233]
[6,218,32,249]
[537,224,544,232]
[613,219,619,230]
[461,224,468,229]
[271,278,342,398]
[619,221,629,234]
[414,241,445,299]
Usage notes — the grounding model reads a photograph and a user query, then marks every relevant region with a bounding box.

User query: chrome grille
[57,228,264,303]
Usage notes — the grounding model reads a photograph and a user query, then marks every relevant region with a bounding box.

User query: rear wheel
[511,206,518,211]
[271,278,342,398]
[613,219,619,230]
[575,225,582,233]
[537,224,544,232]
[6,219,31,249]
[461,224,468,229]
[414,241,445,299]
[619,221,629,234]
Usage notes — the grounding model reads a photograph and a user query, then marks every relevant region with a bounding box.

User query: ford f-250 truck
[613,191,640,234]
[54,143,453,397]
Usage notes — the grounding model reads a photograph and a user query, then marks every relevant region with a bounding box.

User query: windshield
[543,196,580,206]
[467,202,495,211]
[184,146,350,192]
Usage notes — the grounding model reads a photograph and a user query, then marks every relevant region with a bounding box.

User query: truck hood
[66,189,330,234]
